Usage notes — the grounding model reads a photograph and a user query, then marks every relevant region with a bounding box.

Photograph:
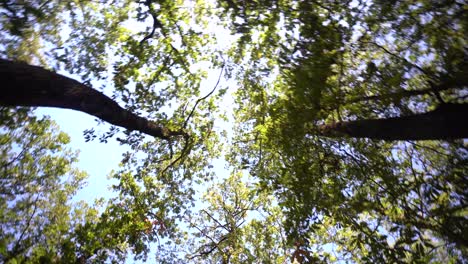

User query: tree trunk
[319,103,468,140]
[0,59,183,139]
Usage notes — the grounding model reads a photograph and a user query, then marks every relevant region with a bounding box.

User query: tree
[3,1,464,142]
[0,0,467,263]
[0,107,89,263]
[0,108,166,263]
[218,0,467,140]
[218,0,467,261]
[1,0,221,262]
[319,103,468,140]
[184,173,292,263]
[0,59,185,140]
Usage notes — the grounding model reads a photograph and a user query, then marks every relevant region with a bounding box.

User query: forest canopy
[0,0,467,263]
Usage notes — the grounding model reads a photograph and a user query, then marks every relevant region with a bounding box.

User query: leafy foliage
[219,0,467,262]
[0,108,88,263]
[1,0,467,263]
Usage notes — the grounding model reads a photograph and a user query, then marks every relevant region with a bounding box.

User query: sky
[35,107,125,203]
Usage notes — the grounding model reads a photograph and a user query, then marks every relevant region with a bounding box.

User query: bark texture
[0,59,183,139]
[320,103,468,140]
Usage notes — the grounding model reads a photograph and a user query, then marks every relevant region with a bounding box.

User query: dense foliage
[0,0,466,263]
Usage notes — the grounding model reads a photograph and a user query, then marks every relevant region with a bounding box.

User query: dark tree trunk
[0,59,183,139]
[319,103,468,140]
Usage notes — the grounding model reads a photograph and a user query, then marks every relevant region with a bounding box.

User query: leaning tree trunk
[0,59,184,139]
[319,103,468,140]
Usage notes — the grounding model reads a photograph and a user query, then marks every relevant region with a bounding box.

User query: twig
[202,209,230,232]
[11,195,40,256]
[183,64,225,129]
[159,133,191,175]
[139,0,163,46]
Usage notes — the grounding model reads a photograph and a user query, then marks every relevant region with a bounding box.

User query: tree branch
[319,103,468,140]
[0,59,184,140]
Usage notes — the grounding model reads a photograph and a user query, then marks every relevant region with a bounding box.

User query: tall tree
[218,0,468,261]
[1,1,221,262]
[0,108,171,263]
[0,108,88,263]
[218,0,467,140]
[319,103,468,140]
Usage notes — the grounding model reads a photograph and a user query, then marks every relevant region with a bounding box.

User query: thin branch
[183,64,225,129]
[159,133,191,175]
[187,236,228,260]
[139,0,163,46]
[139,0,190,72]
[10,195,40,258]
[186,216,229,260]
[363,41,429,75]
[202,209,230,232]
[342,83,457,106]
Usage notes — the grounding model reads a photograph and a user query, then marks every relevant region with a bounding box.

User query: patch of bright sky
[35,107,125,203]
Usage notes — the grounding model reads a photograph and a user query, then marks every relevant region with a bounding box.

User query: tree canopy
[0,0,467,263]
